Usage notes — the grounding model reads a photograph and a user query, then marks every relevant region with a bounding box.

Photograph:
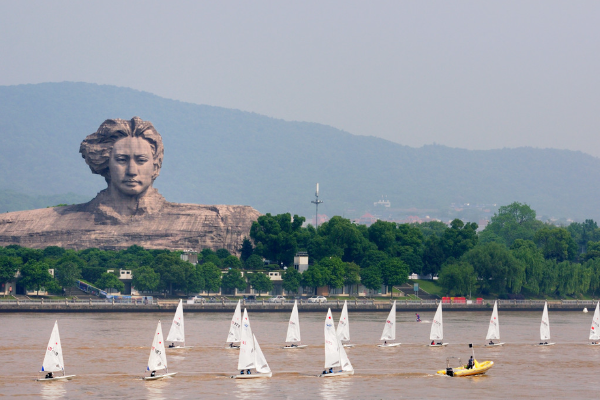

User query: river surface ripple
[1,310,597,399]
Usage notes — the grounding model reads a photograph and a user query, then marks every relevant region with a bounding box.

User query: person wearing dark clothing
[466,356,474,370]
[150,371,156,377]
[45,372,53,379]
[240,370,244,374]
[247,369,251,375]
[329,368,333,374]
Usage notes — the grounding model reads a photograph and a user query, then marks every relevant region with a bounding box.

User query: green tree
[511,239,545,295]
[584,241,600,261]
[186,264,206,294]
[95,272,125,294]
[441,219,478,260]
[223,255,243,270]
[534,226,577,262]
[360,266,382,293]
[152,253,194,295]
[250,213,306,266]
[438,261,477,296]
[202,262,222,295]
[249,272,273,296]
[463,242,524,294]
[244,254,263,270]
[379,258,409,298]
[54,261,81,296]
[301,264,331,294]
[344,262,361,294]
[216,249,231,259]
[318,257,346,289]
[483,202,544,246]
[132,266,160,292]
[239,238,254,262]
[221,268,247,293]
[282,268,302,294]
[309,216,374,264]
[422,235,445,276]
[0,255,21,288]
[19,260,53,296]
[568,219,600,255]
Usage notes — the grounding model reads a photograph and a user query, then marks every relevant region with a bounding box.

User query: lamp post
[311,183,323,229]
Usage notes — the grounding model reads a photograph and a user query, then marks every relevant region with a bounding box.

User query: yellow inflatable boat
[437,358,494,377]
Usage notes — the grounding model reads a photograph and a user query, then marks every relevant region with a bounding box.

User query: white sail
[324,308,341,369]
[286,300,302,343]
[166,299,185,345]
[41,321,65,373]
[147,321,168,372]
[486,301,500,340]
[430,302,444,341]
[590,302,600,340]
[380,301,396,341]
[540,302,551,341]
[338,337,353,372]
[253,334,271,374]
[227,300,242,343]
[238,309,255,370]
[337,300,350,342]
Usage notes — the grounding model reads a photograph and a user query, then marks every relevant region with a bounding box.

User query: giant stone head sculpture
[79,117,164,197]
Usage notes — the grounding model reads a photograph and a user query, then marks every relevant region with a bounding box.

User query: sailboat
[144,321,177,380]
[590,302,600,345]
[485,301,504,346]
[232,308,272,378]
[283,300,307,349]
[538,301,555,346]
[166,299,187,349]
[37,321,75,381]
[378,300,400,347]
[226,300,242,349]
[429,302,448,347]
[337,300,354,348]
[320,308,354,377]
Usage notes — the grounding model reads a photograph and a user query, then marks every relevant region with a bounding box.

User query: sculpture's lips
[123,180,140,186]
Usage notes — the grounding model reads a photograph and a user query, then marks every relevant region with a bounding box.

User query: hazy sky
[1,1,599,156]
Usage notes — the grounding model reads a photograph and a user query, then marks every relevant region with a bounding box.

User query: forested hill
[1,82,599,220]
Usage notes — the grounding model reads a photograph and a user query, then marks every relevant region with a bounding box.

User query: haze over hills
[0,82,598,221]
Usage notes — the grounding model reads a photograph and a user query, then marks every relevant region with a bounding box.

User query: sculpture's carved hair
[79,117,164,183]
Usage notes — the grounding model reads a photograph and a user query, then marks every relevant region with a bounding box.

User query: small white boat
[232,309,272,378]
[283,300,307,349]
[337,300,354,348]
[485,301,505,347]
[429,302,448,347]
[144,321,177,380]
[226,300,242,349]
[538,302,555,346]
[166,299,187,349]
[378,300,400,347]
[320,308,354,377]
[589,302,600,345]
[37,321,76,381]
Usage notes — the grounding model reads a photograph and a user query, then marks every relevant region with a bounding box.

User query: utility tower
[311,183,323,229]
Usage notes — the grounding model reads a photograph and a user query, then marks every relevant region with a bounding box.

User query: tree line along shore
[2,201,600,301]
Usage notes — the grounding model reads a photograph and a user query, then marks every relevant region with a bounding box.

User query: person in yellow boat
[466,356,474,370]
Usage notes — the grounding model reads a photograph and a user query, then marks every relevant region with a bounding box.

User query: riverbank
[0,298,595,312]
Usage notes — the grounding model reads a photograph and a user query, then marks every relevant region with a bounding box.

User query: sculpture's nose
[126,158,138,176]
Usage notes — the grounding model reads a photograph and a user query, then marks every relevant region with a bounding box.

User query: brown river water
[0,310,598,399]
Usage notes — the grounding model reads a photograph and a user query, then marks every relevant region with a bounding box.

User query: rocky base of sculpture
[0,191,260,253]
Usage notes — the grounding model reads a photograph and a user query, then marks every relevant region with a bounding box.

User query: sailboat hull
[282,344,308,349]
[168,346,191,350]
[342,344,355,348]
[37,375,76,381]
[537,342,555,346]
[428,343,449,347]
[232,372,272,379]
[377,342,401,347]
[226,345,240,350]
[319,370,354,377]
[590,342,600,346]
[485,342,504,347]
[143,372,177,380]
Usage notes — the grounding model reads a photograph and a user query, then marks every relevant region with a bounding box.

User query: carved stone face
[108,137,156,197]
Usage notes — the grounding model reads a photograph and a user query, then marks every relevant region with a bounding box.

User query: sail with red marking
[147,321,168,371]
[486,301,500,341]
[41,321,64,373]
[167,299,185,345]
[380,301,396,341]
[590,302,600,341]
[324,308,340,369]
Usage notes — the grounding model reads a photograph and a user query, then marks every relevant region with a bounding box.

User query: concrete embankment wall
[0,300,593,313]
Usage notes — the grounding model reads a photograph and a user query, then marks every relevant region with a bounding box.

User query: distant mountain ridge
[0,82,598,220]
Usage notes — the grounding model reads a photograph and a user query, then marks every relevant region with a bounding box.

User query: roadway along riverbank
[0,299,595,312]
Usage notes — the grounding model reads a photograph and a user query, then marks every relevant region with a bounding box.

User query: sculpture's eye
[136,156,149,164]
